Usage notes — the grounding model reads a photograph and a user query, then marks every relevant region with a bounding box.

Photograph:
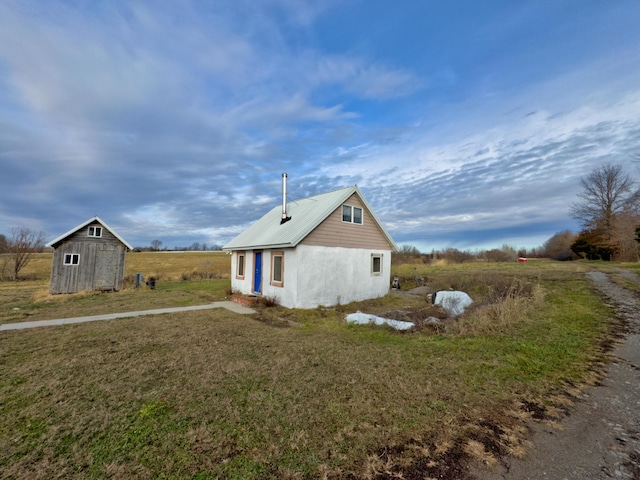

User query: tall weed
[451,282,545,336]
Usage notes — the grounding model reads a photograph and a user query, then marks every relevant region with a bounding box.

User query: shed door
[95,246,117,289]
[253,252,262,293]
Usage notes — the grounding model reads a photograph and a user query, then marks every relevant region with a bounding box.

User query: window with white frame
[64,253,80,265]
[87,226,103,237]
[371,254,382,275]
[271,251,284,287]
[342,205,363,224]
[236,252,245,279]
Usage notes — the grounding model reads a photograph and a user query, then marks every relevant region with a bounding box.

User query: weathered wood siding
[301,193,393,250]
[49,221,127,294]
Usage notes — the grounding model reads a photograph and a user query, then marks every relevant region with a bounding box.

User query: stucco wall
[231,245,391,309]
[230,251,252,295]
[292,245,391,308]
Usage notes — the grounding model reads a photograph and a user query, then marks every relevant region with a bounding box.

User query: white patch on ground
[434,291,473,316]
[345,311,414,330]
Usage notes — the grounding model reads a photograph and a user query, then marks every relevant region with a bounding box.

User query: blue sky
[1,0,639,251]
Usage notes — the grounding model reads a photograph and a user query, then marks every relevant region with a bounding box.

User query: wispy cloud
[0,0,639,251]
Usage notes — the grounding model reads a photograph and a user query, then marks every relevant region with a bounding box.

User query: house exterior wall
[49,222,127,294]
[230,245,391,309]
[231,250,252,295]
[301,193,393,250]
[292,244,391,308]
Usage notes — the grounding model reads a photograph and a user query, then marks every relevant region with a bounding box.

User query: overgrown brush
[180,270,228,281]
[257,294,279,307]
[450,281,545,336]
[123,269,229,286]
[0,255,12,281]
[397,273,546,337]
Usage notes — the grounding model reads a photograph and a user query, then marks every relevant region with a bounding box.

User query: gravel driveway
[473,268,640,480]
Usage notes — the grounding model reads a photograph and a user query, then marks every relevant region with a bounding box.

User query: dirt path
[472,269,640,480]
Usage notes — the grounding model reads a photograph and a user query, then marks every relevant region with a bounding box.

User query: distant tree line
[393,162,640,264]
[133,240,224,252]
[392,243,535,265]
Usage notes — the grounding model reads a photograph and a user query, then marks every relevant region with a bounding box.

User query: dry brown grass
[0,251,231,283]
[0,252,231,324]
[0,279,231,324]
[2,309,484,478]
[463,440,498,467]
[125,251,230,281]
[449,282,546,336]
[0,259,620,479]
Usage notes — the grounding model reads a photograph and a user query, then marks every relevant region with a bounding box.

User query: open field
[0,252,231,324]
[0,255,620,478]
[2,251,231,282]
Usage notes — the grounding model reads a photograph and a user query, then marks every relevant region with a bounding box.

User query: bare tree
[570,164,640,256]
[611,211,640,262]
[150,239,163,251]
[0,234,10,281]
[7,227,46,281]
[483,245,517,263]
[543,230,578,261]
[392,244,422,266]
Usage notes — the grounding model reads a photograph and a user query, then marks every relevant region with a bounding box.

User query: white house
[223,179,397,309]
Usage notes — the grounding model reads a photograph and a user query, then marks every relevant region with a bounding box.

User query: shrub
[441,248,476,264]
[449,281,545,336]
[258,295,279,307]
[180,270,228,281]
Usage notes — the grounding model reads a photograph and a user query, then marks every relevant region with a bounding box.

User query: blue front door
[253,252,262,293]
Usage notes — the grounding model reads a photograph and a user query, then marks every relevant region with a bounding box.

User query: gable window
[64,254,80,265]
[236,252,245,279]
[342,205,363,224]
[371,254,382,275]
[87,226,103,237]
[271,251,284,287]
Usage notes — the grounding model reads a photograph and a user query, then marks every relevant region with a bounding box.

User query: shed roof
[46,216,133,250]
[223,185,397,251]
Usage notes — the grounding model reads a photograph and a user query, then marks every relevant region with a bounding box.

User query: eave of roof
[46,216,133,250]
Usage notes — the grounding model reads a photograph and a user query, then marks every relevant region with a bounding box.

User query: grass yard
[0,257,617,478]
[0,252,231,324]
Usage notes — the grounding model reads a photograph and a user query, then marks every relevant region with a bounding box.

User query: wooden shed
[46,216,133,294]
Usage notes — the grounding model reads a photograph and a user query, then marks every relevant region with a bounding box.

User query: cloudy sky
[1,0,639,251]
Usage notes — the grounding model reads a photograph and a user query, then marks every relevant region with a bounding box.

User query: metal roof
[223,185,397,251]
[46,216,133,250]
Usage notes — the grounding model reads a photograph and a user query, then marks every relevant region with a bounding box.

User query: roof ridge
[222,183,397,252]
[291,184,355,202]
[46,216,133,250]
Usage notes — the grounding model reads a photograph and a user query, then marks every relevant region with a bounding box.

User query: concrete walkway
[0,301,256,331]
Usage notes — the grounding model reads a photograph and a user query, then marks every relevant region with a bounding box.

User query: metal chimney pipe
[282,173,287,220]
[280,173,291,224]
